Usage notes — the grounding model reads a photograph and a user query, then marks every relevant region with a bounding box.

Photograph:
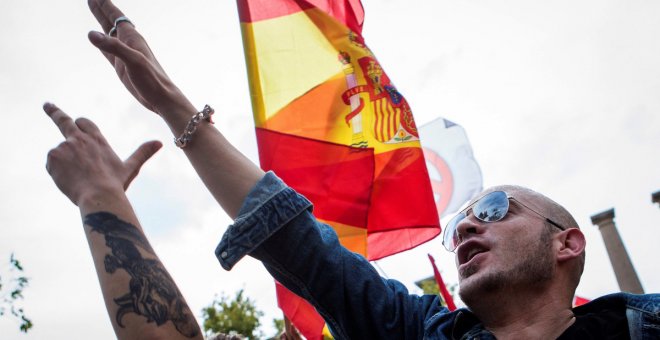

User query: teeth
[467,248,483,262]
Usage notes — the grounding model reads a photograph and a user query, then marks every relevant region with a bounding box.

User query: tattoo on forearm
[84,212,199,338]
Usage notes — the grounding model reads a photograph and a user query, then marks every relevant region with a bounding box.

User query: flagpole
[371,261,390,279]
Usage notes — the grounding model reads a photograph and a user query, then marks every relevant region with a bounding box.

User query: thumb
[123,140,163,190]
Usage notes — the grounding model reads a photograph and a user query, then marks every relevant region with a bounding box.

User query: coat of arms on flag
[236,0,440,338]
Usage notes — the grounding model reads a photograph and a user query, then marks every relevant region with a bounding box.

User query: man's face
[454,192,556,303]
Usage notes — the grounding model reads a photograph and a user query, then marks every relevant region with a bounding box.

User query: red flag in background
[573,295,591,307]
[275,281,325,338]
[428,254,457,311]
[237,0,440,338]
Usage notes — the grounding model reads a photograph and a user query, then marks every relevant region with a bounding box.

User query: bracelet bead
[174,105,214,148]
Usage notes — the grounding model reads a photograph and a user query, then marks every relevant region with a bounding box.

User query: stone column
[590,208,644,294]
[652,190,660,208]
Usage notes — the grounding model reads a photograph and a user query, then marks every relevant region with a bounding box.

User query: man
[215,176,659,339]
[47,0,658,338]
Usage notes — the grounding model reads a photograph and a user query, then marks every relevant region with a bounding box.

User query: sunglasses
[442,191,566,252]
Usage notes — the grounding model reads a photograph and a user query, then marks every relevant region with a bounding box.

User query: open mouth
[466,248,486,262]
[458,241,489,266]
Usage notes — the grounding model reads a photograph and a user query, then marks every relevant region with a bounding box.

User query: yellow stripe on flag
[318,218,367,256]
[242,10,343,124]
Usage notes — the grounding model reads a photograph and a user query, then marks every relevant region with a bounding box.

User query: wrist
[174,105,215,148]
[161,103,200,135]
[154,90,196,123]
[77,187,129,214]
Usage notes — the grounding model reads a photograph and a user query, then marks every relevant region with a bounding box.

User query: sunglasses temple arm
[545,218,565,230]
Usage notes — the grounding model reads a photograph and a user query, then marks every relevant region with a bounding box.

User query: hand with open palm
[87,0,195,119]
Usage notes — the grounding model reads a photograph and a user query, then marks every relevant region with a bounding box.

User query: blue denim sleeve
[215,171,312,270]
[215,171,447,339]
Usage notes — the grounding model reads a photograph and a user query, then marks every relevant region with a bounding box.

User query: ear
[556,228,586,263]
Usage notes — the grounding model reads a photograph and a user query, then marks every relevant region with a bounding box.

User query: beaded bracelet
[174,105,215,148]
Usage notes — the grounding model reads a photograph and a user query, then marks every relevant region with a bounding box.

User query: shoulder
[576,292,660,315]
[619,293,660,314]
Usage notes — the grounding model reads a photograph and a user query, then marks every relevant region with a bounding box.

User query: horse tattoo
[85,212,199,338]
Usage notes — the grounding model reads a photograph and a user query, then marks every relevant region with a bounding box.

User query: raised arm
[86,0,264,219]
[82,3,445,338]
[44,103,202,340]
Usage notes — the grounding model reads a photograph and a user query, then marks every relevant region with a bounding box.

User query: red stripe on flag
[237,0,314,23]
[385,101,390,141]
[256,128,374,228]
[276,282,325,339]
[388,106,396,141]
[237,0,364,33]
[428,254,457,311]
[368,227,439,261]
[367,148,440,259]
[374,100,382,141]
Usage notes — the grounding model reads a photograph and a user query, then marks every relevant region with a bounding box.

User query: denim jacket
[216,172,660,339]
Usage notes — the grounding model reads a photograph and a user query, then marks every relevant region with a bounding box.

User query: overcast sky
[1,0,659,338]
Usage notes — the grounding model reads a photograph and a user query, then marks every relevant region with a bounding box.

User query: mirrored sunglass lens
[473,191,509,222]
[444,213,465,250]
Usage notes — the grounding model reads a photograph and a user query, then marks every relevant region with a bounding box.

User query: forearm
[157,99,265,220]
[79,191,202,340]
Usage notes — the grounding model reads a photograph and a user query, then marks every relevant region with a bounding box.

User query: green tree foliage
[0,253,32,332]
[202,289,263,339]
[419,278,440,295]
[272,318,284,336]
[417,275,459,308]
[447,282,458,298]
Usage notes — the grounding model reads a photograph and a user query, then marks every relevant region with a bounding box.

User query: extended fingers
[44,103,79,138]
[75,117,103,136]
[88,0,144,48]
[89,31,144,65]
[88,0,125,34]
[88,0,143,65]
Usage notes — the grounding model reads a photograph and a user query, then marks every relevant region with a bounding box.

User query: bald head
[480,185,580,231]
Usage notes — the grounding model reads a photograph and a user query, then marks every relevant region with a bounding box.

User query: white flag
[419,117,483,218]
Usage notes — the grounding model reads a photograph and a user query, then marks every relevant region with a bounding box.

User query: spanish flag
[237,0,440,337]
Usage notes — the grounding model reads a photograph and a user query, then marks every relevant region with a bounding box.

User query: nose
[455,211,485,242]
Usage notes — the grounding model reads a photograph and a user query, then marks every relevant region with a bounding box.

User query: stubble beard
[459,228,555,307]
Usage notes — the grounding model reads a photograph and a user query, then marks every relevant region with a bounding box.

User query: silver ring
[109,16,134,36]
